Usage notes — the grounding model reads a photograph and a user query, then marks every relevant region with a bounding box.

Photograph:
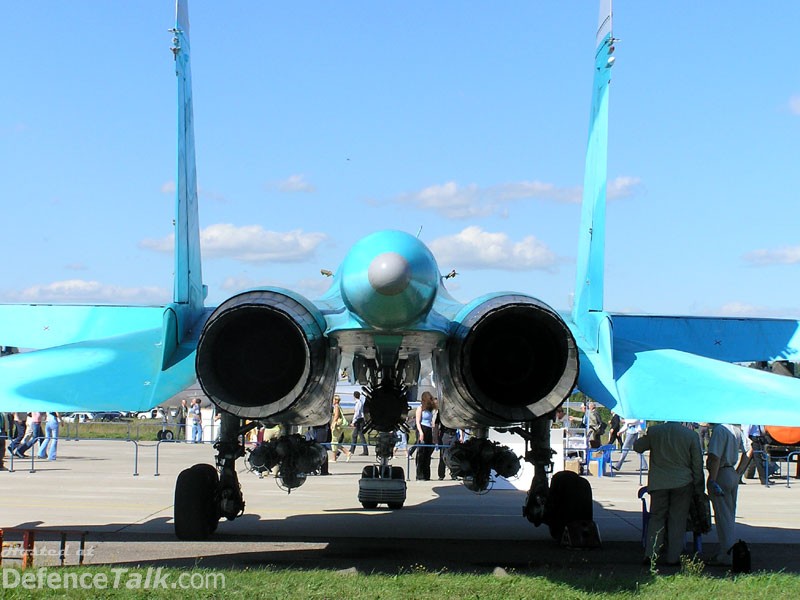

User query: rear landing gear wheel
[174,463,221,540]
[545,471,593,541]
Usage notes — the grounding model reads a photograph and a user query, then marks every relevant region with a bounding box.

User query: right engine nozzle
[441,294,578,426]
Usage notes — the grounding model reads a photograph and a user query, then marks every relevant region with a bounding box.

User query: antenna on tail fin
[171,0,205,326]
[572,0,615,331]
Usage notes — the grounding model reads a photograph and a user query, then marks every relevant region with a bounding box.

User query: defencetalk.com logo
[2,567,226,590]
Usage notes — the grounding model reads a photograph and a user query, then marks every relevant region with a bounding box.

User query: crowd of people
[1,398,211,471]
[630,420,751,568]
[551,402,774,567]
[302,389,470,481]
[1,411,61,469]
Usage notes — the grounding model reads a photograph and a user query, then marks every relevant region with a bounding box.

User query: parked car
[93,411,123,422]
[62,412,94,423]
[137,407,166,420]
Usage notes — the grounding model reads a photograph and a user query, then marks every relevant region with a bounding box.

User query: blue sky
[1,2,798,318]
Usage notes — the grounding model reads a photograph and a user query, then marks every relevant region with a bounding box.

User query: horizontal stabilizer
[0,304,167,349]
[0,303,205,412]
[0,329,197,413]
[612,314,800,364]
[612,338,800,426]
[574,312,800,426]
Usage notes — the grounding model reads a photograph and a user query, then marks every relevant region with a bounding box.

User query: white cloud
[428,226,560,271]
[3,280,169,304]
[492,181,580,204]
[275,174,316,193]
[720,302,763,317]
[391,176,640,219]
[410,182,483,218]
[160,181,176,194]
[220,276,261,293]
[742,246,800,266]
[607,176,642,200]
[789,95,800,115]
[141,224,327,263]
[719,302,796,319]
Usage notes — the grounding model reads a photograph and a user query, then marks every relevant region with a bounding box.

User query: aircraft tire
[387,502,403,510]
[163,430,175,441]
[362,465,378,478]
[545,471,593,541]
[191,464,221,534]
[390,466,404,480]
[174,463,220,540]
[361,501,378,509]
[156,430,164,441]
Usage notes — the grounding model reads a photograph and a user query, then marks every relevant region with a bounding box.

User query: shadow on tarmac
[9,484,800,579]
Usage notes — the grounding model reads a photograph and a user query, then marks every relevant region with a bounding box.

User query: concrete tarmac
[2,438,799,576]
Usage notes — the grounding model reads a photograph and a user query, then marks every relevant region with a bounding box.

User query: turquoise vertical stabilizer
[172,0,207,336]
[572,0,614,335]
[569,0,621,411]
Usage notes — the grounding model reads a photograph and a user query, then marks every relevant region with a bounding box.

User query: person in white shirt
[348,391,369,456]
[706,423,745,566]
[613,418,648,471]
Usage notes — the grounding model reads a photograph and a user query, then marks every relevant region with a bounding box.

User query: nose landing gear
[357,431,407,509]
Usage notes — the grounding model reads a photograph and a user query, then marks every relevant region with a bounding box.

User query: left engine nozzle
[196,289,333,420]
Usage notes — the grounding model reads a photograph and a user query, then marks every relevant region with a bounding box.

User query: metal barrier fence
[781,451,800,488]
[1,422,221,476]
[337,442,443,481]
[10,432,800,493]
[761,448,800,489]
[2,434,632,481]
[6,437,458,478]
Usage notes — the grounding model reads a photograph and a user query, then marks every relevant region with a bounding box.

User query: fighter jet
[2,0,800,540]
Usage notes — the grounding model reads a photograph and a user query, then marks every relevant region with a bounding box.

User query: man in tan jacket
[634,421,704,565]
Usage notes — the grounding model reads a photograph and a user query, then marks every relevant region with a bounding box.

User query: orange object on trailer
[765,426,800,446]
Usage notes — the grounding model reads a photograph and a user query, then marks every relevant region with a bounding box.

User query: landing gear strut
[518,419,556,527]
[517,418,599,547]
[174,413,246,540]
[354,362,411,510]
